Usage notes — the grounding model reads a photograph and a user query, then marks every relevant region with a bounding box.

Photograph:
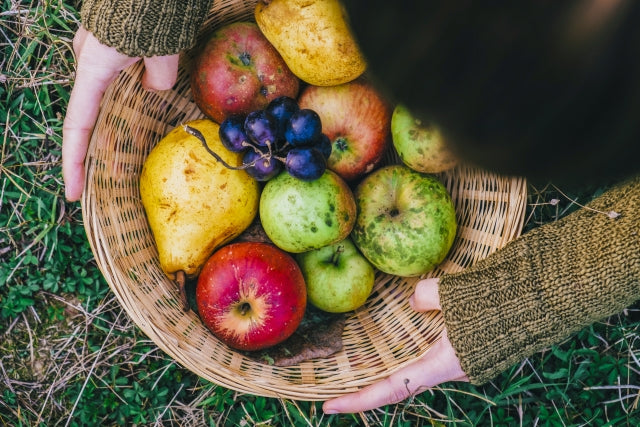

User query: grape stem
[184,125,248,170]
[184,124,289,169]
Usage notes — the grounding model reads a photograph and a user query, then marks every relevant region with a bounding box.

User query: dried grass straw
[81,0,528,400]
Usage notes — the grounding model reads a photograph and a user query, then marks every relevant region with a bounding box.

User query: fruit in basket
[260,169,356,253]
[140,119,260,309]
[316,133,333,160]
[196,242,307,351]
[219,114,251,152]
[255,0,366,86]
[391,104,459,173]
[284,147,327,181]
[192,101,333,183]
[244,109,278,149]
[265,95,299,141]
[191,21,299,123]
[351,165,457,277]
[284,109,323,146]
[296,237,375,313]
[242,148,283,181]
[298,79,391,181]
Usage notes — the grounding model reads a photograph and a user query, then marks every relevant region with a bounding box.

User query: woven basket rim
[80,0,528,400]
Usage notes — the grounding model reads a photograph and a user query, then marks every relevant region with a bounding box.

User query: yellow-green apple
[391,104,458,173]
[196,242,307,351]
[191,22,300,123]
[296,237,375,313]
[351,165,457,276]
[259,170,356,253]
[297,79,391,181]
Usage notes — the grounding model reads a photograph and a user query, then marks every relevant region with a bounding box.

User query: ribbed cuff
[439,176,640,385]
[81,0,213,57]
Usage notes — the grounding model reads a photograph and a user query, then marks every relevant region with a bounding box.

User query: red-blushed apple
[190,21,300,124]
[195,242,307,351]
[351,164,457,277]
[297,79,391,181]
[296,237,375,313]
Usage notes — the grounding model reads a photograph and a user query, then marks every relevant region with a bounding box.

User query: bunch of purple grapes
[218,96,332,181]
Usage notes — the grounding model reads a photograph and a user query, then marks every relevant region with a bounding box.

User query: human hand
[322,278,468,414]
[62,26,180,201]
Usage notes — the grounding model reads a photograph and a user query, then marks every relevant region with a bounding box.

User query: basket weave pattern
[81,0,527,400]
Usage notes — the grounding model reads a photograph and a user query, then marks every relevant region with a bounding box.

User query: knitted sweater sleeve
[80,0,214,57]
[439,176,640,385]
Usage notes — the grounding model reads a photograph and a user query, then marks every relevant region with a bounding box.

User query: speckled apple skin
[259,170,357,253]
[351,165,457,277]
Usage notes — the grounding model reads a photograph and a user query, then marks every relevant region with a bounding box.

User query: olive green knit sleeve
[439,176,640,385]
[80,0,214,57]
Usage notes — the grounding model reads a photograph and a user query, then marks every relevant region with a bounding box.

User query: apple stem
[176,270,189,312]
[238,51,251,67]
[334,137,349,152]
[331,244,345,266]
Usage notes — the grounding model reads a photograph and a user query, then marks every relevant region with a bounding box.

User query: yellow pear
[140,119,260,308]
[255,0,366,86]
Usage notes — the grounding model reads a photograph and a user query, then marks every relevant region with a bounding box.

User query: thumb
[322,329,467,414]
[62,32,139,201]
[142,54,180,91]
[410,278,441,311]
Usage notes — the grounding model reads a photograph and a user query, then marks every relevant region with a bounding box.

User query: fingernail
[323,408,338,414]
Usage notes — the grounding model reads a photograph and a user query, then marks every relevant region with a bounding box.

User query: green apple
[351,164,457,277]
[391,103,458,173]
[259,170,356,253]
[296,237,375,313]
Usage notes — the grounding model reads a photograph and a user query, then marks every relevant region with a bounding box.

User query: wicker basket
[81,0,528,400]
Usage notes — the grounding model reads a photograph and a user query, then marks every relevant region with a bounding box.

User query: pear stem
[175,270,189,312]
[330,245,345,266]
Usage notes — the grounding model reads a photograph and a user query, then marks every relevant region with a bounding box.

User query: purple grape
[219,114,250,152]
[316,133,332,160]
[285,109,322,146]
[244,110,278,148]
[243,149,282,181]
[266,96,300,140]
[285,147,326,181]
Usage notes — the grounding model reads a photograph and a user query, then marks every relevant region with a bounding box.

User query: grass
[1,1,639,425]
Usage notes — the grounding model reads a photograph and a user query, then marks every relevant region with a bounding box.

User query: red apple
[297,79,391,181]
[191,22,300,124]
[195,242,307,351]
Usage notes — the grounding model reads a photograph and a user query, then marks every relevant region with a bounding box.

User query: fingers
[62,71,108,201]
[62,32,139,201]
[324,361,426,414]
[142,54,180,91]
[323,331,467,414]
[410,277,441,311]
